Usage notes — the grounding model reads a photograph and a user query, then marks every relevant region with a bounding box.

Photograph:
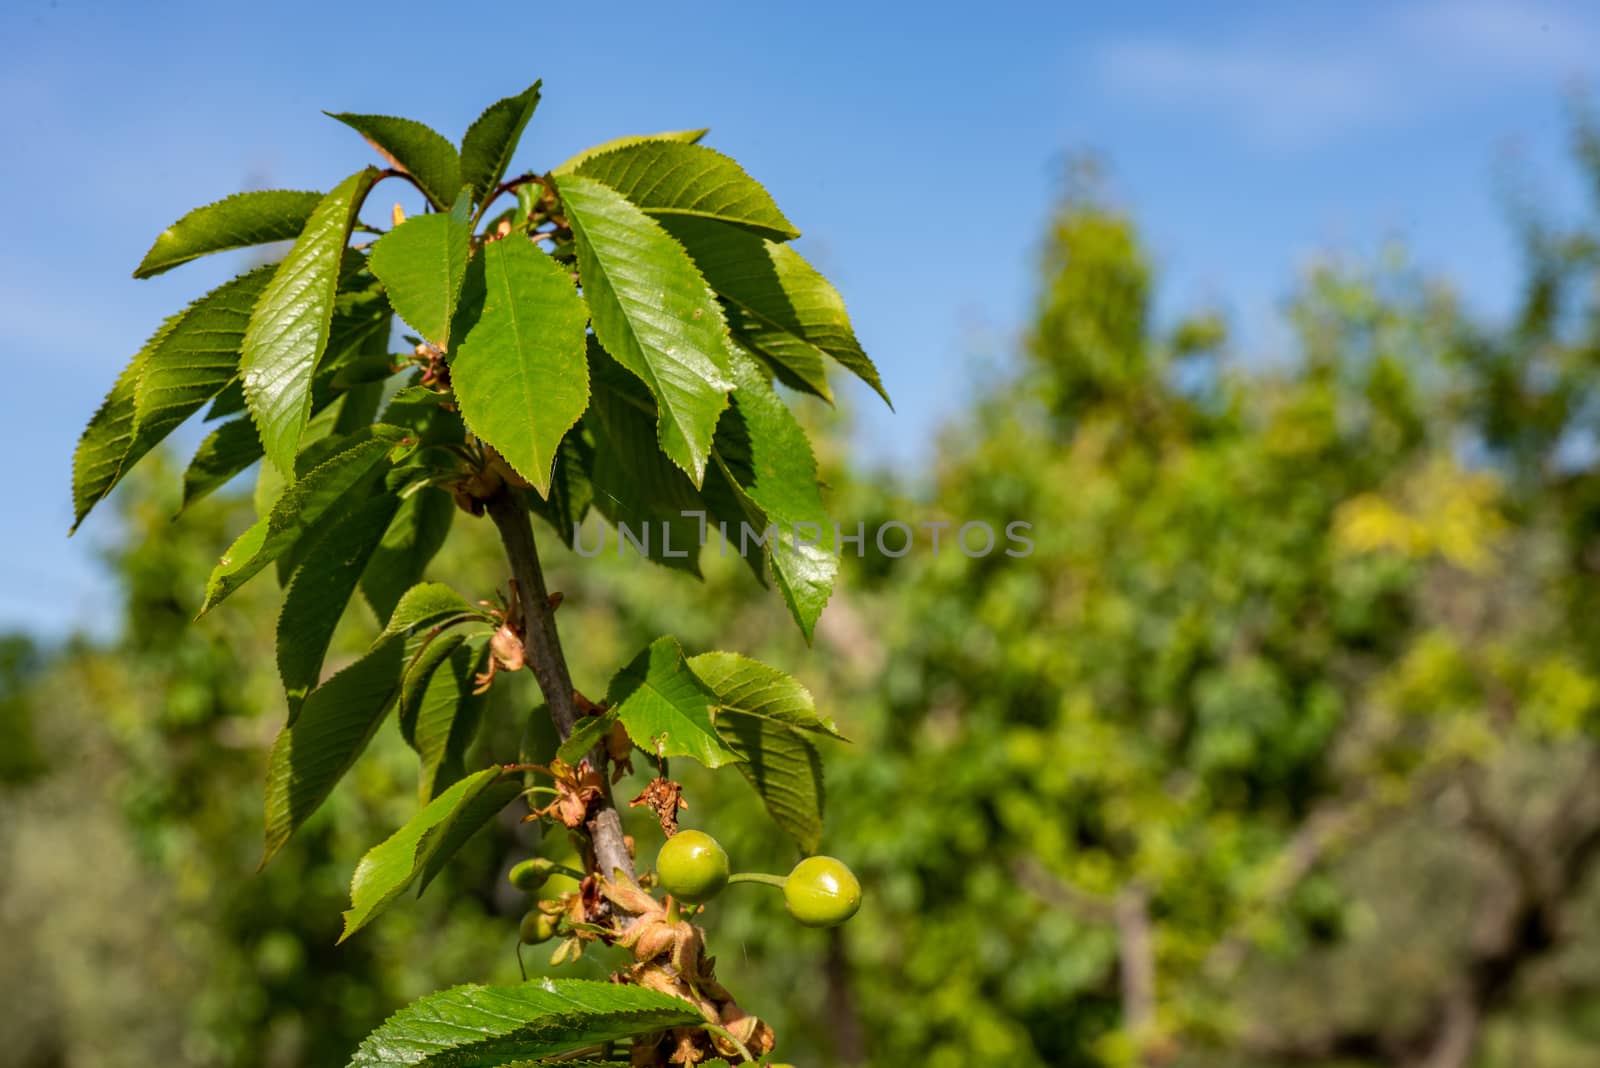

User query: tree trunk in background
[824,927,867,1064]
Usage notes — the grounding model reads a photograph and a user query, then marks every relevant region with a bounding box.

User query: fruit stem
[728,872,787,889]
[665,897,683,925]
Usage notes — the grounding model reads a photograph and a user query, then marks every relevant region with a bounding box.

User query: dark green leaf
[451,236,590,494]
[71,267,274,530]
[346,978,702,1068]
[360,487,456,622]
[201,425,407,614]
[340,766,517,940]
[368,213,472,348]
[377,581,485,643]
[526,433,595,549]
[241,167,382,476]
[556,174,734,483]
[585,353,704,575]
[403,635,491,802]
[606,637,740,768]
[713,350,837,639]
[277,493,402,712]
[576,141,798,241]
[328,112,462,210]
[262,636,406,864]
[685,652,843,737]
[552,127,707,175]
[133,189,322,278]
[663,215,890,406]
[134,264,276,441]
[459,81,542,203]
[180,417,263,511]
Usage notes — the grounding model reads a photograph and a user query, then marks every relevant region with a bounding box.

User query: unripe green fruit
[508,858,556,892]
[783,856,861,927]
[655,829,730,904]
[519,910,559,944]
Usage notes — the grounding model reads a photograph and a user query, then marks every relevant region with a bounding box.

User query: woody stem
[484,485,637,887]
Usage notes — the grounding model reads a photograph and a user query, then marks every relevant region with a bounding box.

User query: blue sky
[4,0,1598,637]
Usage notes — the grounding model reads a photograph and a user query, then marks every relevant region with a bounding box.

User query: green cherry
[655,829,730,904]
[783,856,861,928]
[519,910,559,945]
[508,858,556,892]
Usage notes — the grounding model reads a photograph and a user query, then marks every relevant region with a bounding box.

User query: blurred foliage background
[15,115,1600,1068]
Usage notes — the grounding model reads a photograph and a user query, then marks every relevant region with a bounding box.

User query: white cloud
[1094,0,1598,149]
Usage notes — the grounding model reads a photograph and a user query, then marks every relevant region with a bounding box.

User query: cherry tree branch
[484,485,637,886]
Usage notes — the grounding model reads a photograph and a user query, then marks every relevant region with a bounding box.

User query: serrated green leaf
[552,128,708,175]
[133,189,323,278]
[527,432,595,548]
[340,766,516,940]
[713,350,836,639]
[180,417,263,511]
[369,213,472,348]
[328,112,461,210]
[262,636,407,865]
[242,167,382,476]
[347,978,703,1068]
[451,236,590,494]
[277,492,402,712]
[557,710,618,766]
[720,712,825,855]
[134,261,276,434]
[71,267,275,531]
[576,141,798,241]
[557,174,733,483]
[606,637,740,768]
[460,81,542,203]
[687,651,837,852]
[584,355,704,575]
[201,425,405,613]
[360,487,455,622]
[685,652,843,737]
[377,581,485,644]
[404,636,491,802]
[662,215,890,406]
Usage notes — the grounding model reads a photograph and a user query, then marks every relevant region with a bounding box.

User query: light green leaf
[133,189,322,278]
[556,174,733,483]
[262,636,407,865]
[71,267,276,531]
[368,213,472,348]
[606,637,740,768]
[241,167,382,476]
[179,417,263,511]
[277,492,402,712]
[575,141,798,241]
[340,766,517,940]
[201,425,406,614]
[686,652,843,738]
[551,128,707,175]
[328,112,461,210]
[687,652,837,852]
[713,350,837,639]
[460,81,542,203]
[451,236,590,494]
[376,582,484,644]
[663,215,890,406]
[360,487,455,622]
[403,635,491,802]
[347,978,703,1068]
